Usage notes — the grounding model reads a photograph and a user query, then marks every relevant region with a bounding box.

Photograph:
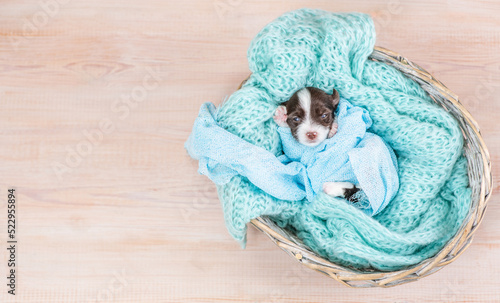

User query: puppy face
[284,87,339,147]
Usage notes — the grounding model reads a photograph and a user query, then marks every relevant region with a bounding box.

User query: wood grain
[0,0,499,302]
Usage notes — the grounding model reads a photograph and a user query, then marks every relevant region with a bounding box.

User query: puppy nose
[306,132,317,140]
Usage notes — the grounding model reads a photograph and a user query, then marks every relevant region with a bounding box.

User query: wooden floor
[0,0,499,302]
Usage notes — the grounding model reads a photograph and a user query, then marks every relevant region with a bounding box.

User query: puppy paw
[273,105,288,127]
[327,122,338,138]
[323,182,359,203]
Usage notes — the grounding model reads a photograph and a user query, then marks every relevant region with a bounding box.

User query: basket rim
[240,45,494,287]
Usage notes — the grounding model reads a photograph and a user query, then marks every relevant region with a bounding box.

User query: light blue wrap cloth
[185,98,399,216]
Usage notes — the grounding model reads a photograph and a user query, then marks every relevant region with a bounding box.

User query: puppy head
[282,87,339,147]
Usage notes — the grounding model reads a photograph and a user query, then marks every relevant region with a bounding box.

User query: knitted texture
[213,9,471,271]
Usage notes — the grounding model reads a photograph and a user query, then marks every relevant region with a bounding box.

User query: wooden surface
[0,0,499,302]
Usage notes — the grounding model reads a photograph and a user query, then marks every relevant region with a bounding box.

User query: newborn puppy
[273,87,361,202]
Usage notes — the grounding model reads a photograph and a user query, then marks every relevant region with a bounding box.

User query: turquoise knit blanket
[201,9,471,271]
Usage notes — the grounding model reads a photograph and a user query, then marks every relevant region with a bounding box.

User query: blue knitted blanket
[188,9,471,271]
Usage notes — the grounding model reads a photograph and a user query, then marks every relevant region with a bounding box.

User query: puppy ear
[277,105,287,113]
[273,105,288,127]
[330,89,340,109]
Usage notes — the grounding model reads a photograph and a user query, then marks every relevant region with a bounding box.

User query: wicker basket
[240,46,492,288]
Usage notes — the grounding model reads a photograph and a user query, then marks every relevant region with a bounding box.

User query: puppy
[273,87,361,202]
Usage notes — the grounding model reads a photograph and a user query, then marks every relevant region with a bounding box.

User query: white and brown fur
[273,87,361,202]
